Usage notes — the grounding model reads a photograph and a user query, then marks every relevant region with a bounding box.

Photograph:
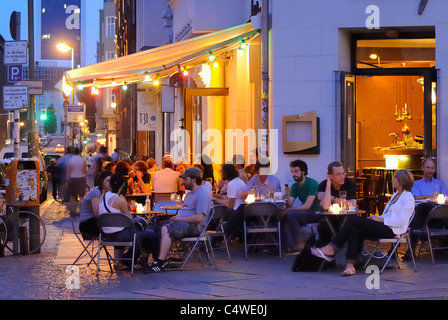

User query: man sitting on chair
[146,167,211,273]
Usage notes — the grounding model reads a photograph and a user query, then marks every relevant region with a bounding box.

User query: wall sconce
[179,118,185,129]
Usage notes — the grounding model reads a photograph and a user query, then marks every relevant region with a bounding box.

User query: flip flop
[310,247,334,262]
[341,266,356,276]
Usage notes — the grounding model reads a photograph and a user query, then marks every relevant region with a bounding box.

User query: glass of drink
[434,184,439,198]
[339,191,347,212]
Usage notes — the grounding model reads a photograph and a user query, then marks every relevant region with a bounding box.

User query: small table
[316,210,365,236]
[160,204,183,213]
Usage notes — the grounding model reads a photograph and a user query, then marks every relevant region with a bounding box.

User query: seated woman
[98,173,157,270]
[79,170,112,239]
[212,164,246,238]
[128,160,151,194]
[311,169,415,276]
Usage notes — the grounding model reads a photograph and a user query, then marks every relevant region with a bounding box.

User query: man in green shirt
[283,159,321,254]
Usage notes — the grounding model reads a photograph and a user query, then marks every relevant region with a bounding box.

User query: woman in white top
[213,164,246,238]
[99,173,158,270]
[311,170,415,276]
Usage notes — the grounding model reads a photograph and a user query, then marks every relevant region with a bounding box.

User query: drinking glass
[434,185,439,198]
[170,193,176,201]
[339,191,347,212]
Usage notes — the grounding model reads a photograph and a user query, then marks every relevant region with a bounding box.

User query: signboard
[137,92,157,131]
[8,65,23,82]
[4,41,28,65]
[17,80,44,95]
[3,85,29,110]
[67,104,85,122]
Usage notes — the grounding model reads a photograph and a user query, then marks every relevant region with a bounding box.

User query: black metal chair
[412,204,448,264]
[243,202,281,260]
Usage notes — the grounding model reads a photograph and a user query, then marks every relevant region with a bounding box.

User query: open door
[341,72,356,179]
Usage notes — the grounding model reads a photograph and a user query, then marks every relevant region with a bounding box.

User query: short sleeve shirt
[178,185,211,225]
[318,178,357,200]
[290,177,321,211]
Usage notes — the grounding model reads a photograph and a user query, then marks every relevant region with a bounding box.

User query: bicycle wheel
[0,216,7,254]
[16,211,47,254]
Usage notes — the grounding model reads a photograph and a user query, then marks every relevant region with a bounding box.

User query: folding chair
[207,205,231,262]
[243,202,282,260]
[177,208,217,269]
[363,212,417,274]
[412,204,448,264]
[63,201,98,267]
[96,213,138,276]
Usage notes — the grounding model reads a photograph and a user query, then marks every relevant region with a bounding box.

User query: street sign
[67,104,85,122]
[4,41,28,65]
[16,80,43,95]
[8,65,23,82]
[3,85,28,110]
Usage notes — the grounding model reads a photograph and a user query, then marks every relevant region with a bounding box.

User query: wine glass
[170,193,176,201]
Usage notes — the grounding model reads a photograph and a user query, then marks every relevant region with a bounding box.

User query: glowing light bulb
[209,52,216,62]
[145,74,151,81]
[153,80,159,86]
[213,61,219,68]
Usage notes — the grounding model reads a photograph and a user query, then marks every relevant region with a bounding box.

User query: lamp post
[57,43,75,151]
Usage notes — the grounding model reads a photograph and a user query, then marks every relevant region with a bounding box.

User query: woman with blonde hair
[311,170,415,276]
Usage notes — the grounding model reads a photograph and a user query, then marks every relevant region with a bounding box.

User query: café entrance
[341,31,436,213]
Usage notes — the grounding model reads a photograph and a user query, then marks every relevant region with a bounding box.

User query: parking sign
[8,65,23,82]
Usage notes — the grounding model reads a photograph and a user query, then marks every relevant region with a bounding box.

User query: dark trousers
[331,215,395,263]
[283,209,323,247]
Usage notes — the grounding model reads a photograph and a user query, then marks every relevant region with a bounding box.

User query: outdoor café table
[316,209,365,237]
[160,204,183,214]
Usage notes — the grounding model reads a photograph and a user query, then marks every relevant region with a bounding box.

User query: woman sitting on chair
[311,169,415,276]
[79,170,112,239]
[99,173,157,270]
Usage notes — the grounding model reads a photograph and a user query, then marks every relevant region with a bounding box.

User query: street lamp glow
[57,43,72,52]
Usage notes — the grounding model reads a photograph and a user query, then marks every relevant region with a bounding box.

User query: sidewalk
[1,199,448,301]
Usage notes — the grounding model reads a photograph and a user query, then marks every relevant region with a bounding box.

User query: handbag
[132,216,148,231]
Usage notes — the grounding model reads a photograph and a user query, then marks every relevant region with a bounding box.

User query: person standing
[66,147,87,202]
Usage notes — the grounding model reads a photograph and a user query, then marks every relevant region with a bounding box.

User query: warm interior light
[241,40,247,49]
[63,83,73,96]
[145,74,151,81]
[153,80,159,86]
[238,48,244,56]
[209,52,216,62]
[57,43,72,52]
[245,194,256,204]
[370,53,378,59]
[329,203,341,214]
[77,84,84,91]
[122,83,128,91]
[213,61,219,68]
[437,194,445,204]
[111,102,116,109]
[183,69,189,76]
[112,81,117,87]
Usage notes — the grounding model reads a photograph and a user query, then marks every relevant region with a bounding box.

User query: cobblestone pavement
[1,198,448,302]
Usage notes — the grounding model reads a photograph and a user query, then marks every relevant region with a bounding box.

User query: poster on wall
[137,92,158,131]
[41,0,81,65]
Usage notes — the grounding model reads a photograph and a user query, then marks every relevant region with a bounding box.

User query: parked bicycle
[0,199,46,255]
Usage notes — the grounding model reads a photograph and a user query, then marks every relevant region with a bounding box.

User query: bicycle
[0,198,47,255]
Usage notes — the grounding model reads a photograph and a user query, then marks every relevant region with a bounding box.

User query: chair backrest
[152,193,174,203]
[64,202,82,218]
[426,204,448,225]
[207,205,227,231]
[98,213,134,229]
[244,202,279,225]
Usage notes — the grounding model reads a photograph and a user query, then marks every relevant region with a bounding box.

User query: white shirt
[68,155,86,178]
[227,177,246,210]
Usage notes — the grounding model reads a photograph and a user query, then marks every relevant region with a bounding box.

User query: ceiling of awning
[64,23,259,88]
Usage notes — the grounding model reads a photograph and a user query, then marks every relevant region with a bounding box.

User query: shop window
[356,38,435,69]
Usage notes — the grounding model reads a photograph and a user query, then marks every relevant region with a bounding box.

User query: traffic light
[40,109,47,120]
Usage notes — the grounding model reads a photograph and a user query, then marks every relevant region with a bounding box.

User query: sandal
[310,247,335,262]
[341,266,356,276]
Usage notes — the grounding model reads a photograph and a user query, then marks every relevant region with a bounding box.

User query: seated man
[240,159,281,199]
[409,157,448,250]
[315,161,357,246]
[282,159,321,254]
[146,167,211,273]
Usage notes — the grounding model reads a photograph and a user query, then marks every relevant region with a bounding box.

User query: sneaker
[144,260,168,273]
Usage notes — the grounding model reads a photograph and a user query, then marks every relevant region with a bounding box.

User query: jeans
[283,208,323,247]
[331,215,395,263]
